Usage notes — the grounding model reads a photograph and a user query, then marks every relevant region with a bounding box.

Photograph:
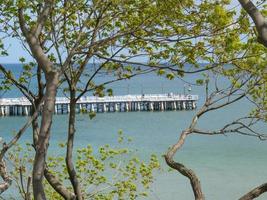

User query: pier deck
[0,93,198,116]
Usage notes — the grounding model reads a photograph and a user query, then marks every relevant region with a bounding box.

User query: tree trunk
[44,168,76,200]
[32,65,44,147]
[165,131,204,200]
[31,99,42,148]
[0,158,12,194]
[165,156,204,200]
[31,103,76,200]
[66,89,83,200]
[239,183,267,200]
[32,71,59,200]
[238,0,267,47]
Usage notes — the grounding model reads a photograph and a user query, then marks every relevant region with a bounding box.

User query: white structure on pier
[0,93,198,116]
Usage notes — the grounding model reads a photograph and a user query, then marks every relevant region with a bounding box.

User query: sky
[0,36,33,64]
[0,34,149,64]
[0,0,243,64]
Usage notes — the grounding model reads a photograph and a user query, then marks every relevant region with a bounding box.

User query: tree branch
[0,64,35,102]
[238,0,267,47]
[0,103,41,195]
[44,167,75,200]
[239,183,267,200]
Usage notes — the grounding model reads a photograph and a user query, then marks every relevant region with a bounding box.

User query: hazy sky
[0,0,242,64]
[0,36,33,63]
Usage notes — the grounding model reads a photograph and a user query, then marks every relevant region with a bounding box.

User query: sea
[0,64,267,200]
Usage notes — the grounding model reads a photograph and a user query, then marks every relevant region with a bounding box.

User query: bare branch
[44,167,75,200]
[239,183,267,200]
[0,107,40,160]
[34,1,53,38]
[0,102,41,195]
[0,64,35,102]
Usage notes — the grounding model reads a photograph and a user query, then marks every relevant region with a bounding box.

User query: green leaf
[166,73,175,80]
[107,88,113,96]
[19,57,25,63]
[89,111,96,120]
[157,69,165,76]
[196,79,204,85]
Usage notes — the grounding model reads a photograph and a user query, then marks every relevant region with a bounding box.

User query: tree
[0,0,215,199]
[0,0,266,200]
[165,71,266,200]
[0,1,162,199]
[239,0,267,47]
[164,1,267,199]
[237,1,267,199]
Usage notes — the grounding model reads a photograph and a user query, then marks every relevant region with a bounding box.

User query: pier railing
[0,93,198,116]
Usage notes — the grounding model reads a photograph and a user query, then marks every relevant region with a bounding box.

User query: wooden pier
[0,93,198,116]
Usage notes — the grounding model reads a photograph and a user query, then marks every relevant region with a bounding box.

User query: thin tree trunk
[31,104,76,200]
[239,183,267,200]
[238,0,267,47]
[164,130,204,200]
[32,65,44,147]
[32,99,42,148]
[0,158,12,194]
[32,71,59,200]
[66,89,83,200]
[44,168,76,200]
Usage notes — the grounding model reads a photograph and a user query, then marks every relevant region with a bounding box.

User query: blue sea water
[0,64,267,200]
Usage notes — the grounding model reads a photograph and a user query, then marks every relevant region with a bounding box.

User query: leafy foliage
[7,131,160,199]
